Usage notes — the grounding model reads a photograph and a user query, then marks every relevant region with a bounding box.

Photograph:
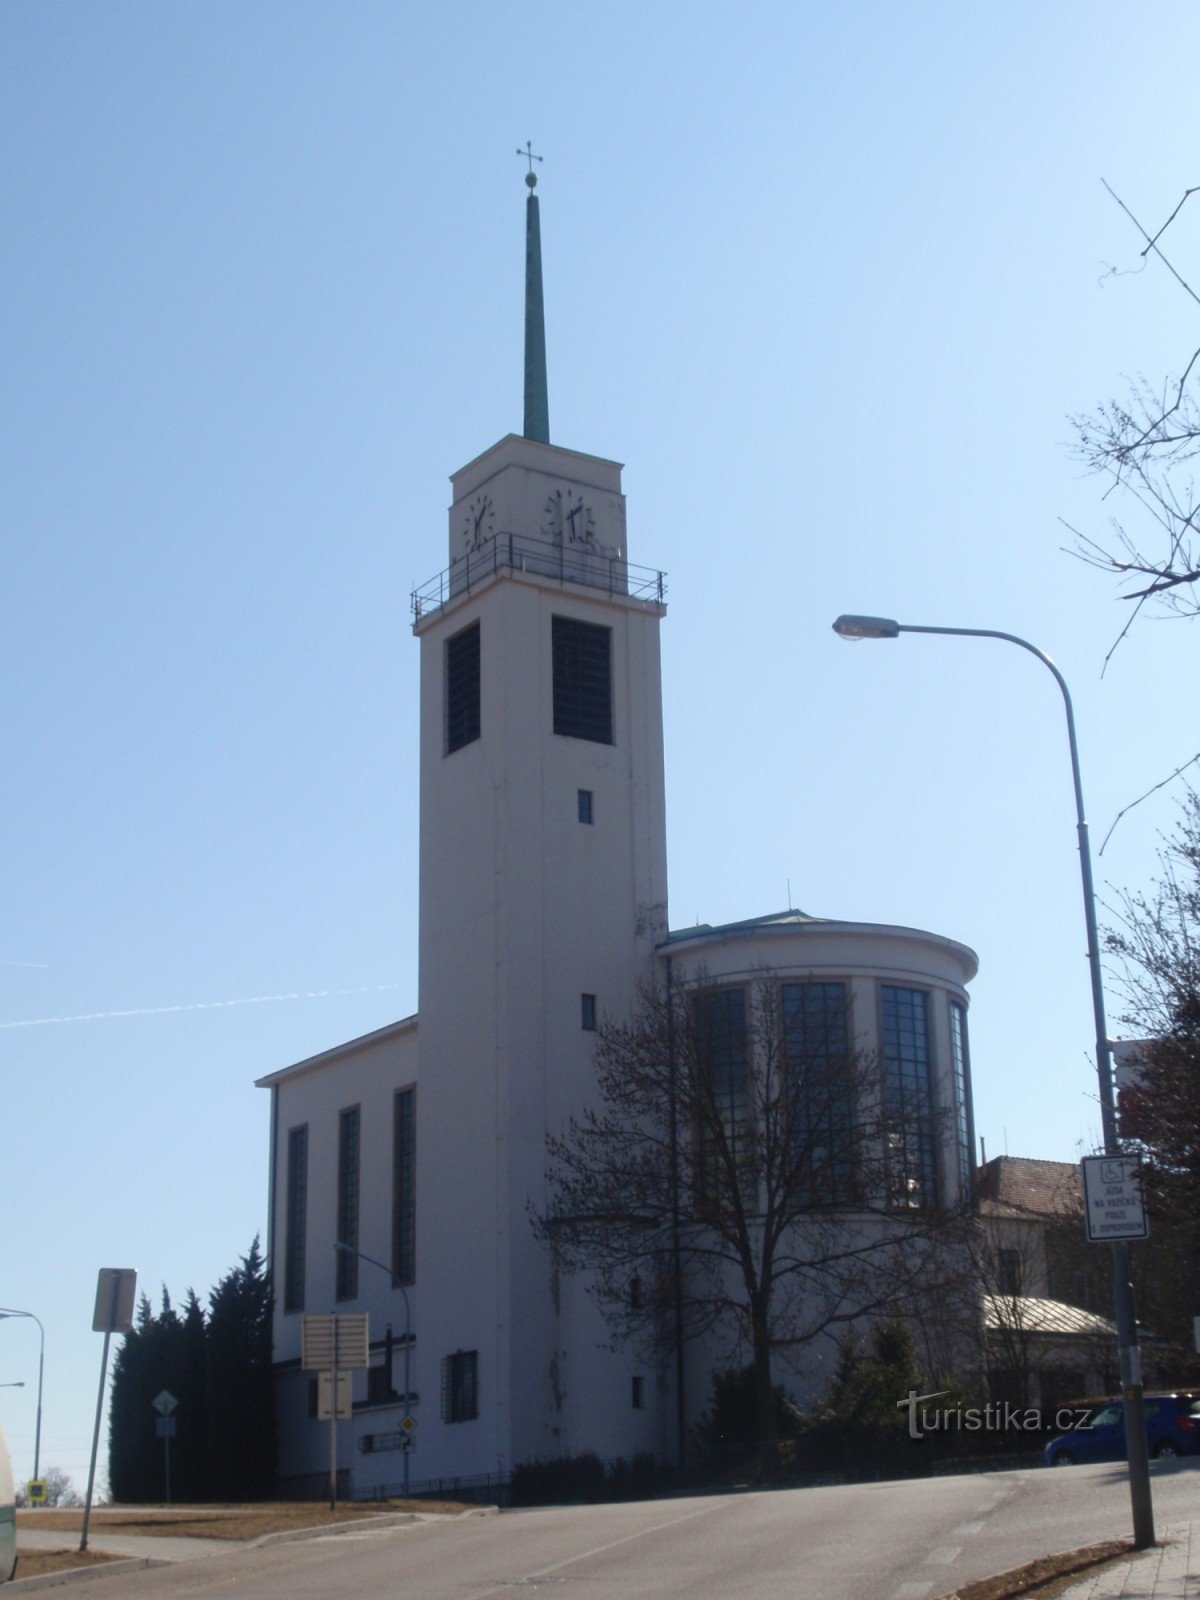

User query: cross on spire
[516,140,543,189]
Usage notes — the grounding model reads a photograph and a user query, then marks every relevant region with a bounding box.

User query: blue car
[1044,1393,1200,1466]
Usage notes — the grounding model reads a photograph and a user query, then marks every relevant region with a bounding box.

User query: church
[257,170,979,1497]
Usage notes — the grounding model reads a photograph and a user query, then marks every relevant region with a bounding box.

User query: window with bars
[445,621,481,754]
[880,986,938,1208]
[949,1001,974,1204]
[552,616,612,743]
[692,986,753,1209]
[781,982,855,1204]
[391,1087,416,1287]
[441,1350,478,1423]
[336,1106,361,1300]
[284,1125,308,1313]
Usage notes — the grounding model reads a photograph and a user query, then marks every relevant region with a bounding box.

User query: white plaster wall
[413,436,669,1481]
[263,1020,418,1487]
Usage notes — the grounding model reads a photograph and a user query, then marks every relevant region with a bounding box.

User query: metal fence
[412,532,666,622]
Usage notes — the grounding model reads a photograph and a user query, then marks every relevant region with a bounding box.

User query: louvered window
[552,616,612,743]
[446,622,481,753]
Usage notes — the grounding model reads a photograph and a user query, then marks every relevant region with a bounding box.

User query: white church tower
[410,162,669,1475]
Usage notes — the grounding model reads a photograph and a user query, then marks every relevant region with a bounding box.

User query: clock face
[462,493,495,552]
[543,487,596,547]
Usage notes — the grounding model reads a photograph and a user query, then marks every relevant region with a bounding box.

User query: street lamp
[334,1243,414,1497]
[832,613,1155,1551]
[0,1308,45,1486]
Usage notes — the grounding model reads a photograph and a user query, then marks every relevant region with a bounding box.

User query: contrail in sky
[0,983,403,1029]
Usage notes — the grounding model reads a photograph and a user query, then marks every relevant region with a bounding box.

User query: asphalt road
[32,1458,1199,1600]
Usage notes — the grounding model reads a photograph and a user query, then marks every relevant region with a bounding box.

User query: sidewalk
[1049,1521,1198,1600]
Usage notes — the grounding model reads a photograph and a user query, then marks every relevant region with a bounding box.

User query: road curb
[946,1537,1146,1600]
[6,1557,170,1594]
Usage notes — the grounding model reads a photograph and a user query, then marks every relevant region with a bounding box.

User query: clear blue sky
[3,1,1198,1491]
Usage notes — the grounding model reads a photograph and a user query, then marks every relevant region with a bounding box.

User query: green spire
[518,142,549,443]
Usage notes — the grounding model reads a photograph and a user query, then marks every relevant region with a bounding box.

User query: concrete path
[1052,1520,1199,1600]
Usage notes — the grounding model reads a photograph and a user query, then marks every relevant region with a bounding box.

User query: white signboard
[1081,1155,1149,1242]
[301,1313,370,1371]
[317,1372,353,1421]
[92,1268,138,1333]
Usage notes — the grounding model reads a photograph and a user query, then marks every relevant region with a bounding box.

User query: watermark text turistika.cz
[896,1390,1093,1441]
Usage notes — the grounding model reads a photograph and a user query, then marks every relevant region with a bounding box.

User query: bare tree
[534,972,970,1456]
[1105,791,1200,1360]
[1066,185,1200,662]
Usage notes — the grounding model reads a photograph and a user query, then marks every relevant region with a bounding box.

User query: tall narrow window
[949,1001,974,1204]
[445,621,481,753]
[692,986,752,1208]
[781,982,854,1204]
[284,1125,308,1313]
[581,993,597,1031]
[442,1350,479,1422]
[577,788,594,824]
[880,986,937,1208]
[392,1087,416,1287]
[336,1106,361,1300]
[552,616,612,743]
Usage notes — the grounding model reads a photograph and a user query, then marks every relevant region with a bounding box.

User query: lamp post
[832,614,1155,1550]
[0,1308,45,1486]
[334,1243,413,1497]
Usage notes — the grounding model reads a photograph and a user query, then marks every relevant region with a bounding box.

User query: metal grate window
[445,621,481,753]
[880,986,938,1208]
[552,616,612,743]
[392,1087,416,1287]
[336,1106,361,1300]
[441,1350,479,1423]
[781,982,855,1205]
[949,1001,974,1204]
[693,986,753,1208]
[284,1125,308,1313]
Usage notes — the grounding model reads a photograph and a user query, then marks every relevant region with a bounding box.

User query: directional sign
[301,1313,369,1371]
[1081,1154,1149,1242]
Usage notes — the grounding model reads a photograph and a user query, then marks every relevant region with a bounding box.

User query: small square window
[577,789,594,824]
[632,1376,645,1410]
[581,993,597,1031]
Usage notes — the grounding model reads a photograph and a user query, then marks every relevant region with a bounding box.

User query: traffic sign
[152,1390,178,1416]
[26,1480,47,1505]
[1081,1155,1149,1242]
[155,1416,177,1438]
[301,1313,369,1370]
[317,1372,353,1421]
[92,1268,138,1333]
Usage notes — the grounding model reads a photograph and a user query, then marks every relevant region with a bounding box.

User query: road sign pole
[81,1272,119,1553]
[329,1317,340,1511]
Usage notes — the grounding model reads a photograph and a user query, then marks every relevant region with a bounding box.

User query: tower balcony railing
[411,531,666,623]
